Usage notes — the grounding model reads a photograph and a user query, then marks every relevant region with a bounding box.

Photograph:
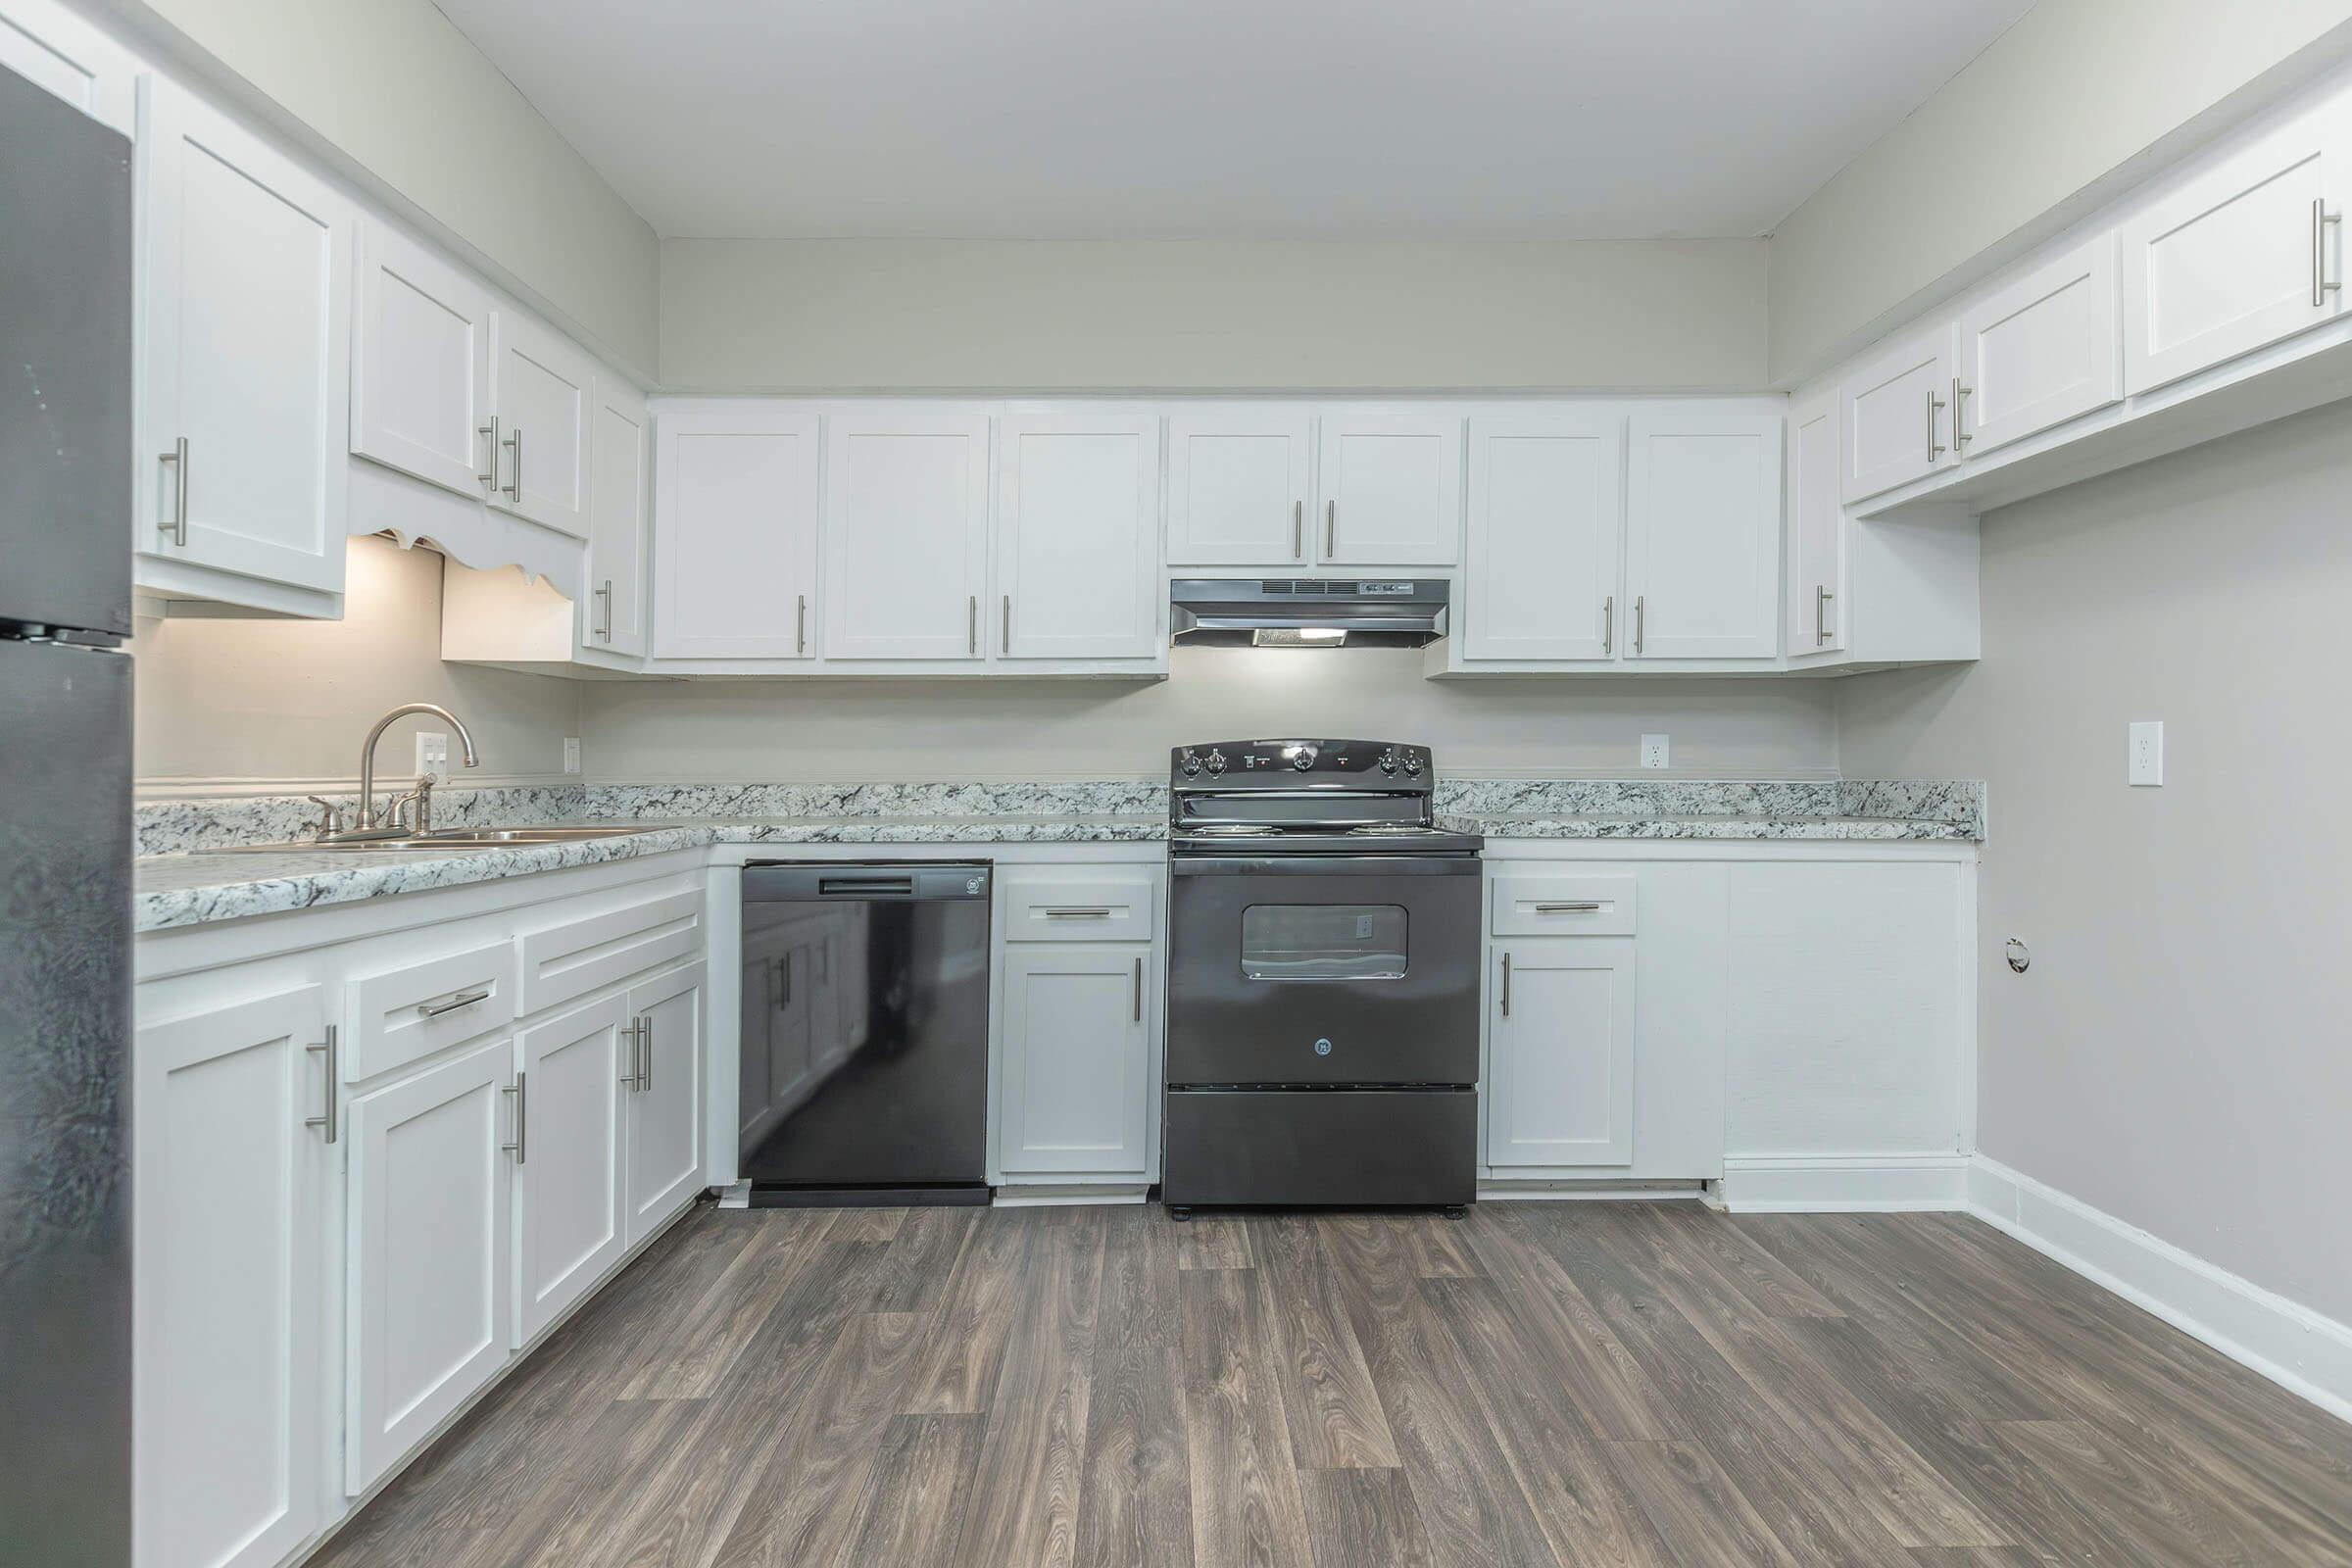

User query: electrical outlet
[2129,720,2163,786]
[414,732,450,775]
[563,737,581,775]
[1640,734,1670,770]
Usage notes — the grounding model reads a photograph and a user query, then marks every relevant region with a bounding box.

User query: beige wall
[580,653,1838,782]
[659,239,1769,393]
[1838,401,2352,1325]
[1769,0,2352,384]
[112,0,660,374]
[133,536,582,785]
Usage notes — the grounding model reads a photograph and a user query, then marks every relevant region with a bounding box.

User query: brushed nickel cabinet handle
[501,1071,526,1164]
[1040,906,1113,917]
[797,594,808,655]
[781,951,792,1006]
[1533,902,1602,912]
[967,595,977,656]
[1816,584,1835,646]
[1602,594,1614,657]
[303,1025,338,1143]
[593,580,612,642]
[160,436,189,546]
[1500,952,1512,1017]
[1325,499,1336,558]
[1952,377,1973,448]
[477,417,499,487]
[1132,956,1143,1022]
[639,1014,654,1094]
[502,424,522,501]
[2317,197,2344,307]
[1927,388,1947,462]
[1634,595,1645,655]
[416,987,491,1019]
[1293,500,1303,559]
[619,1018,644,1089]
[1003,593,1011,655]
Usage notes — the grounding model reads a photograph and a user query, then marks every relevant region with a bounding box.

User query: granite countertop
[1442,812,1978,842]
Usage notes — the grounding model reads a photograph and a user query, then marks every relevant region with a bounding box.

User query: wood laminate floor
[312,1201,2352,1567]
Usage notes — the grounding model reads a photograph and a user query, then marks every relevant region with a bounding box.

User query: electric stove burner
[1348,823,1438,837]
[1186,822,1281,837]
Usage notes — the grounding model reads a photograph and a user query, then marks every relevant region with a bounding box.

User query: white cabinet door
[1838,323,1956,502]
[514,999,626,1346]
[996,411,1159,661]
[823,413,991,660]
[138,76,350,592]
[1315,408,1463,566]
[652,409,820,661]
[583,376,649,657]
[1,0,135,131]
[1462,412,1623,662]
[624,963,706,1245]
[999,944,1150,1177]
[1165,406,1312,566]
[1958,233,2121,455]
[488,310,593,538]
[1786,393,1843,656]
[134,986,329,1568]
[2121,103,2351,395]
[1624,413,1782,662]
[345,1037,513,1493]
[350,220,494,501]
[1488,939,1636,1168]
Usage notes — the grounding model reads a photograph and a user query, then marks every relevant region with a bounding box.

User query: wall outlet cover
[414,732,450,775]
[1640,734,1670,770]
[2129,720,2163,786]
[564,737,581,775]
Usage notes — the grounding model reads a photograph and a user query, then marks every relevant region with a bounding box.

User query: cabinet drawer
[517,888,703,1015]
[1002,870,1158,943]
[1490,872,1637,936]
[344,936,517,1081]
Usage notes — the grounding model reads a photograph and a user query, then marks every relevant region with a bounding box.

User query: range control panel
[1170,739,1431,788]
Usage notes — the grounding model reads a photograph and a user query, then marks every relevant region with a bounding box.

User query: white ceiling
[437,0,2034,241]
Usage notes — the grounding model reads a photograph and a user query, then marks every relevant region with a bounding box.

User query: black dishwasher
[739,861,991,1205]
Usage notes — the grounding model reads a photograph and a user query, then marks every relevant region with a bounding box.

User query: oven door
[1166,856,1482,1087]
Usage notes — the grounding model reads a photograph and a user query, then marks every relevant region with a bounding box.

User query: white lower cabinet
[998,942,1152,1178]
[514,998,627,1345]
[624,962,708,1245]
[1486,938,1638,1169]
[134,984,331,1568]
[344,1034,514,1492]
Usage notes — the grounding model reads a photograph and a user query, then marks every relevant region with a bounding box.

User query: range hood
[1170,578,1450,648]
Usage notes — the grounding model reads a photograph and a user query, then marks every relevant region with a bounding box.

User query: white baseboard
[1719,1152,1972,1212]
[1966,1154,2352,1428]
[992,1184,1150,1207]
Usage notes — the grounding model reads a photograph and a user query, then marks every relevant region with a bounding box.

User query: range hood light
[1252,627,1348,648]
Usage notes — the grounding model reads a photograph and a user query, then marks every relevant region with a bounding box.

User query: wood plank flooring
[311,1201,2352,1568]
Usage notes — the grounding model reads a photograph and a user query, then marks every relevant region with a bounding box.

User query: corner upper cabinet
[1838,322,1957,502]
[1165,406,1312,566]
[1460,412,1623,662]
[582,376,649,658]
[1956,233,2120,455]
[137,75,351,603]
[1623,412,1781,662]
[351,220,495,502]
[996,410,1160,662]
[822,411,992,661]
[1315,407,1463,566]
[652,408,820,661]
[487,310,594,539]
[0,0,136,132]
[2120,101,2351,395]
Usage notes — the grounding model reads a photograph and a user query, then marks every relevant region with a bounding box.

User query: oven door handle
[1168,855,1483,877]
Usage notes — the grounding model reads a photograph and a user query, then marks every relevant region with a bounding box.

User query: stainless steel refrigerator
[0,62,136,1568]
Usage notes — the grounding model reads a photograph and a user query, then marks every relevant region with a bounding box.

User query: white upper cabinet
[138,76,350,593]
[488,310,594,538]
[583,376,649,657]
[996,411,1160,662]
[1838,322,1956,503]
[1785,393,1842,657]
[1165,406,1312,566]
[653,408,820,661]
[1315,408,1463,566]
[1461,412,1624,662]
[351,220,495,502]
[2121,101,2351,395]
[1624,413,1782,662]
[822,412,992,661]
[1957,233,2121,455]
[1,0,135,131]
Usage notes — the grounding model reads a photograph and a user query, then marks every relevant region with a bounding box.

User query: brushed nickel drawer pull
[416,987,492,1019]
[1040,906,1113,917]
[1534,902,1603,913]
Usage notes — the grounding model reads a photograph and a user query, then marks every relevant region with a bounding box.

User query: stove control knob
[1402,753,1424,777]
[1204,749,1226,775]
[1378,749,1398,775]
[1179,749,1201,776]
[1292,749,1316,772]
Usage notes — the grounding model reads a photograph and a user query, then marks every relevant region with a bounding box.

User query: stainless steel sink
[220,826,651,854]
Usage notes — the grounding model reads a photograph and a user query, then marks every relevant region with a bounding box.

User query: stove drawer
[1490,872,1637,937]
[1162,1088,1475,1207]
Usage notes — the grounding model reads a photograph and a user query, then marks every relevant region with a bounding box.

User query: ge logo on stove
[965,877,983,895]
[1312,1038,1333,1056]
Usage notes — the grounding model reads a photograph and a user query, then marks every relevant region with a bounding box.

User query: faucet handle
[306,796,348,841]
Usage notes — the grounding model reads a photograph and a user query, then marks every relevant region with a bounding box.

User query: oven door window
[1240,904,1407,981]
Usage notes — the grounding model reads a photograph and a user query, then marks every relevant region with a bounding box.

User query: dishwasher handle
[743,861,992,902]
